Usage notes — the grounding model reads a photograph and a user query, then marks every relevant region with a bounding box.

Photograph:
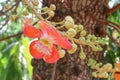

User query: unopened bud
[67,28,77,38]
[79,51,86,60]
[64,16,74,29]
[32,0,39,6]
[4,4,9,10]
[68,43,77,54]
[48,11,55,17]
[80,30,86,36]
[50,4,56,11]
[92,72,98,78]
[58,49,66,58]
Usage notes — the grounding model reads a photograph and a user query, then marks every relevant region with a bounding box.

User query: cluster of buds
[56,16,107,59]
[87,58,114,79]
[40,4,56,18]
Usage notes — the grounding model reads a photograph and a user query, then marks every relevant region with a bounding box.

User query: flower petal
[54,37,72,50]
[43,45,60,64]
[38,20,72,50]
[23,24,41,38]
[29,40,51,59]
[38,20,62,37]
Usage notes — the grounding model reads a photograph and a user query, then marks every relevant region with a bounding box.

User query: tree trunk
[32,0,109,80]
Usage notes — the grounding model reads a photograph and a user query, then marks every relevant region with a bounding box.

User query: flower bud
[79,51,86,60]
[80,30,86,36]
[101,72,109,78]
[79,37,85,41]
[103,63,112,71]
[42,7,49,12]
[4,4,9,10]
[50,4,56,11]
[92,72,98,78]
[64,16,74,29]
[48,11,55,17]
[87,34,92,40]
[68,43,77,54]
[78,24,83,31]
[74,24,83,33]
[67,28,77,38]
[23,10,29,16]
[10,15,16,21]
[58,49,66,58]
[32,0,39,6]
[92,46,98,51]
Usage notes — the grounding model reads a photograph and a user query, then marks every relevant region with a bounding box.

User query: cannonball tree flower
[23,20,72,63]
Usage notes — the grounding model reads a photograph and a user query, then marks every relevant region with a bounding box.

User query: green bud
[79,51,86,60]
[64,16,74,29]
[87,34,92,40]
[101,72,109,78]
[80,30,86,36]
[86,40,91,44]
[68,43,77,54]
[103,63,112,71]
[96,45,103,51]
[42,7,49,12]
[48,11,55,17]
[92,72,98,78]
[67,28,77,38]
[58,49,66,58]
[50,4,56,11]
[78,24,83,31]
[91,35,97,41]
[79,37,85,41]
[92,46,98,51]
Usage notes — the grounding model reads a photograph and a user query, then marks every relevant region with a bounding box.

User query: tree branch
[0,32,23,42]
[107,21,120,33]
[107,4,120,16]
[0,20,38,42]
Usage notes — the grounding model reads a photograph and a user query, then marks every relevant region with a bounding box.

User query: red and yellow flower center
[40,37,53,49]
[33,42,50,55]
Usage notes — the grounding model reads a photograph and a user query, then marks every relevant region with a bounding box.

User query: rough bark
[32,0,109,80]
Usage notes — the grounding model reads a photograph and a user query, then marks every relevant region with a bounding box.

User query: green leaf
[21,37,32,79]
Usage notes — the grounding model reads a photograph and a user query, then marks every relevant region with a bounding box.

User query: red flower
[23,20,72,63]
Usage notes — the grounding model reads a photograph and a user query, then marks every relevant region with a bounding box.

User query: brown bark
[32,0,109,80]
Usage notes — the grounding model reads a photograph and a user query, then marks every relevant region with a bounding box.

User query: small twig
[107,4,120,16]
[0,32,23,42]
[0,16,9,30]
[12,0,21,14]
[35,74,43,80]
[0,0,21,16]
[107,33,120,47]
[51,62,57,80]
[108,21,120,33]
[22,0,44,20]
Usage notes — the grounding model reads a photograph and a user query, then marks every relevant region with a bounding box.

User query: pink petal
[54,37,72,50]
[29,40,50,59]
[43,45,60,64]
[38,20,72,50]
[23,24,41,38]
[38,20,62,37]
